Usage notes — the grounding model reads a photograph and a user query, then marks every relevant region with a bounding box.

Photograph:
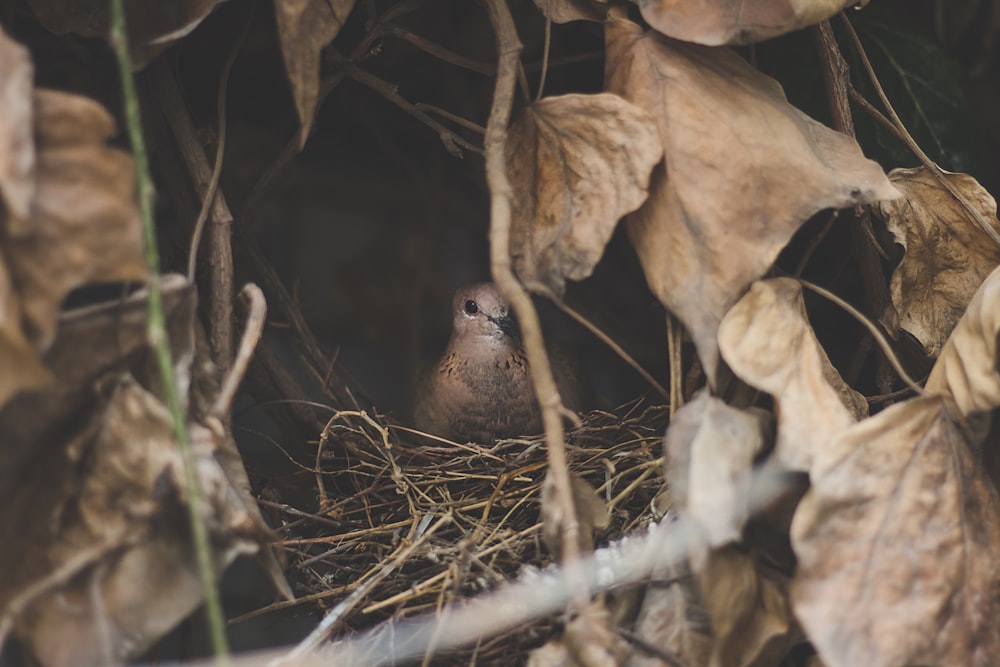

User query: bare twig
[413,103,486,135]
[187,6,253,283]
[482,0,584,603]
[213,284,267,417]
[840,13,1000,248]
[798,279,926,397]
[387,25,495,75]
[335,56,482,157]
[536,18,552,102]
[152,61,236,380]
[550,299,668,400]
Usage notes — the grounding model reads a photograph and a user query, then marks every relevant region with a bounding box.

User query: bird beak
[490,313,521,343]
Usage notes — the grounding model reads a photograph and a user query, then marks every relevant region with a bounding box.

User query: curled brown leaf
[275,0,358,144]
[506,93,663,295]
[636,0,857,46]
[7,90,147,350]
[876,167,1000,358]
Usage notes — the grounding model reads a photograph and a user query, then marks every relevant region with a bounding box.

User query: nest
[252,399,668,664]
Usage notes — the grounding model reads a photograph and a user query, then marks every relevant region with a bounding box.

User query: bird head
[451,282,521,345]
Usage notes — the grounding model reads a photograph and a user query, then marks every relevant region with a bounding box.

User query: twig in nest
[297,465,792,666]
[273,513,453,666]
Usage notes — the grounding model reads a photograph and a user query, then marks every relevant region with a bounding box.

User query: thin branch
[536,18,552,102]
[387,25,496,75]
[336,56,482,156]
[109,0,229,661]
[153,61,236,380]
[413,103,486,135]
[213,283,267,417]
[483,0,584,599]
[187,5,253,282]
[840,12,1000,248]
[798,279,926,397]
[551,300,668,400]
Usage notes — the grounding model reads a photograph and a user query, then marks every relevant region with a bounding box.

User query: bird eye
[464,299,479,315]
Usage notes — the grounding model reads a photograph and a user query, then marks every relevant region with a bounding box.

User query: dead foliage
[1,0,1000,666]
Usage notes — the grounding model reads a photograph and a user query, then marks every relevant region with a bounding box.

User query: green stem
[108,0,231,660]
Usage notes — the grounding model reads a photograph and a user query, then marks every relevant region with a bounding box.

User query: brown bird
[414,283,584,444]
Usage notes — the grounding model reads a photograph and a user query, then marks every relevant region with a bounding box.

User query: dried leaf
[718,278,865,471]
[0,26,35,222]
[0,277,287,665]
[875,167,1000,358]
[1,380,262,667]
[7,90,147,350]
[26,0,228,68]
[926,263,1000,423]
[506,93,663,295]
[605,16,900,383]
[697,547,792,667]
[666,392,767,554]
[0,263,51,408]
[636,0,856,46]
[791,396,1000,667]
[532,0,607,23]
[0,275,194,490]
[275,0,357,144]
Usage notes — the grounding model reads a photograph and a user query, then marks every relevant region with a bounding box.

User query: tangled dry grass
[250,399,668,663]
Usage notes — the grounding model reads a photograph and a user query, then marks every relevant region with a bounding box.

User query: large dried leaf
[636,0,856,46]
[506,93,662,295]
[0,277,288,665]
[926,263,1000,423]
[0,275,195,490]
[666,392,767,554]
[6,90,147,350]
[275,0,357,144]
[532,0,606,23]
[875,167,1000,358]
[1,380,262,667]
[791,396,1000,667]
[604,16,900,383]
[718,278,865,471]
[0,30,50,406]
[26,0,228,68]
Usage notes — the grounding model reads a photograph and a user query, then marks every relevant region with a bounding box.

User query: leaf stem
[108,0,230,661]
